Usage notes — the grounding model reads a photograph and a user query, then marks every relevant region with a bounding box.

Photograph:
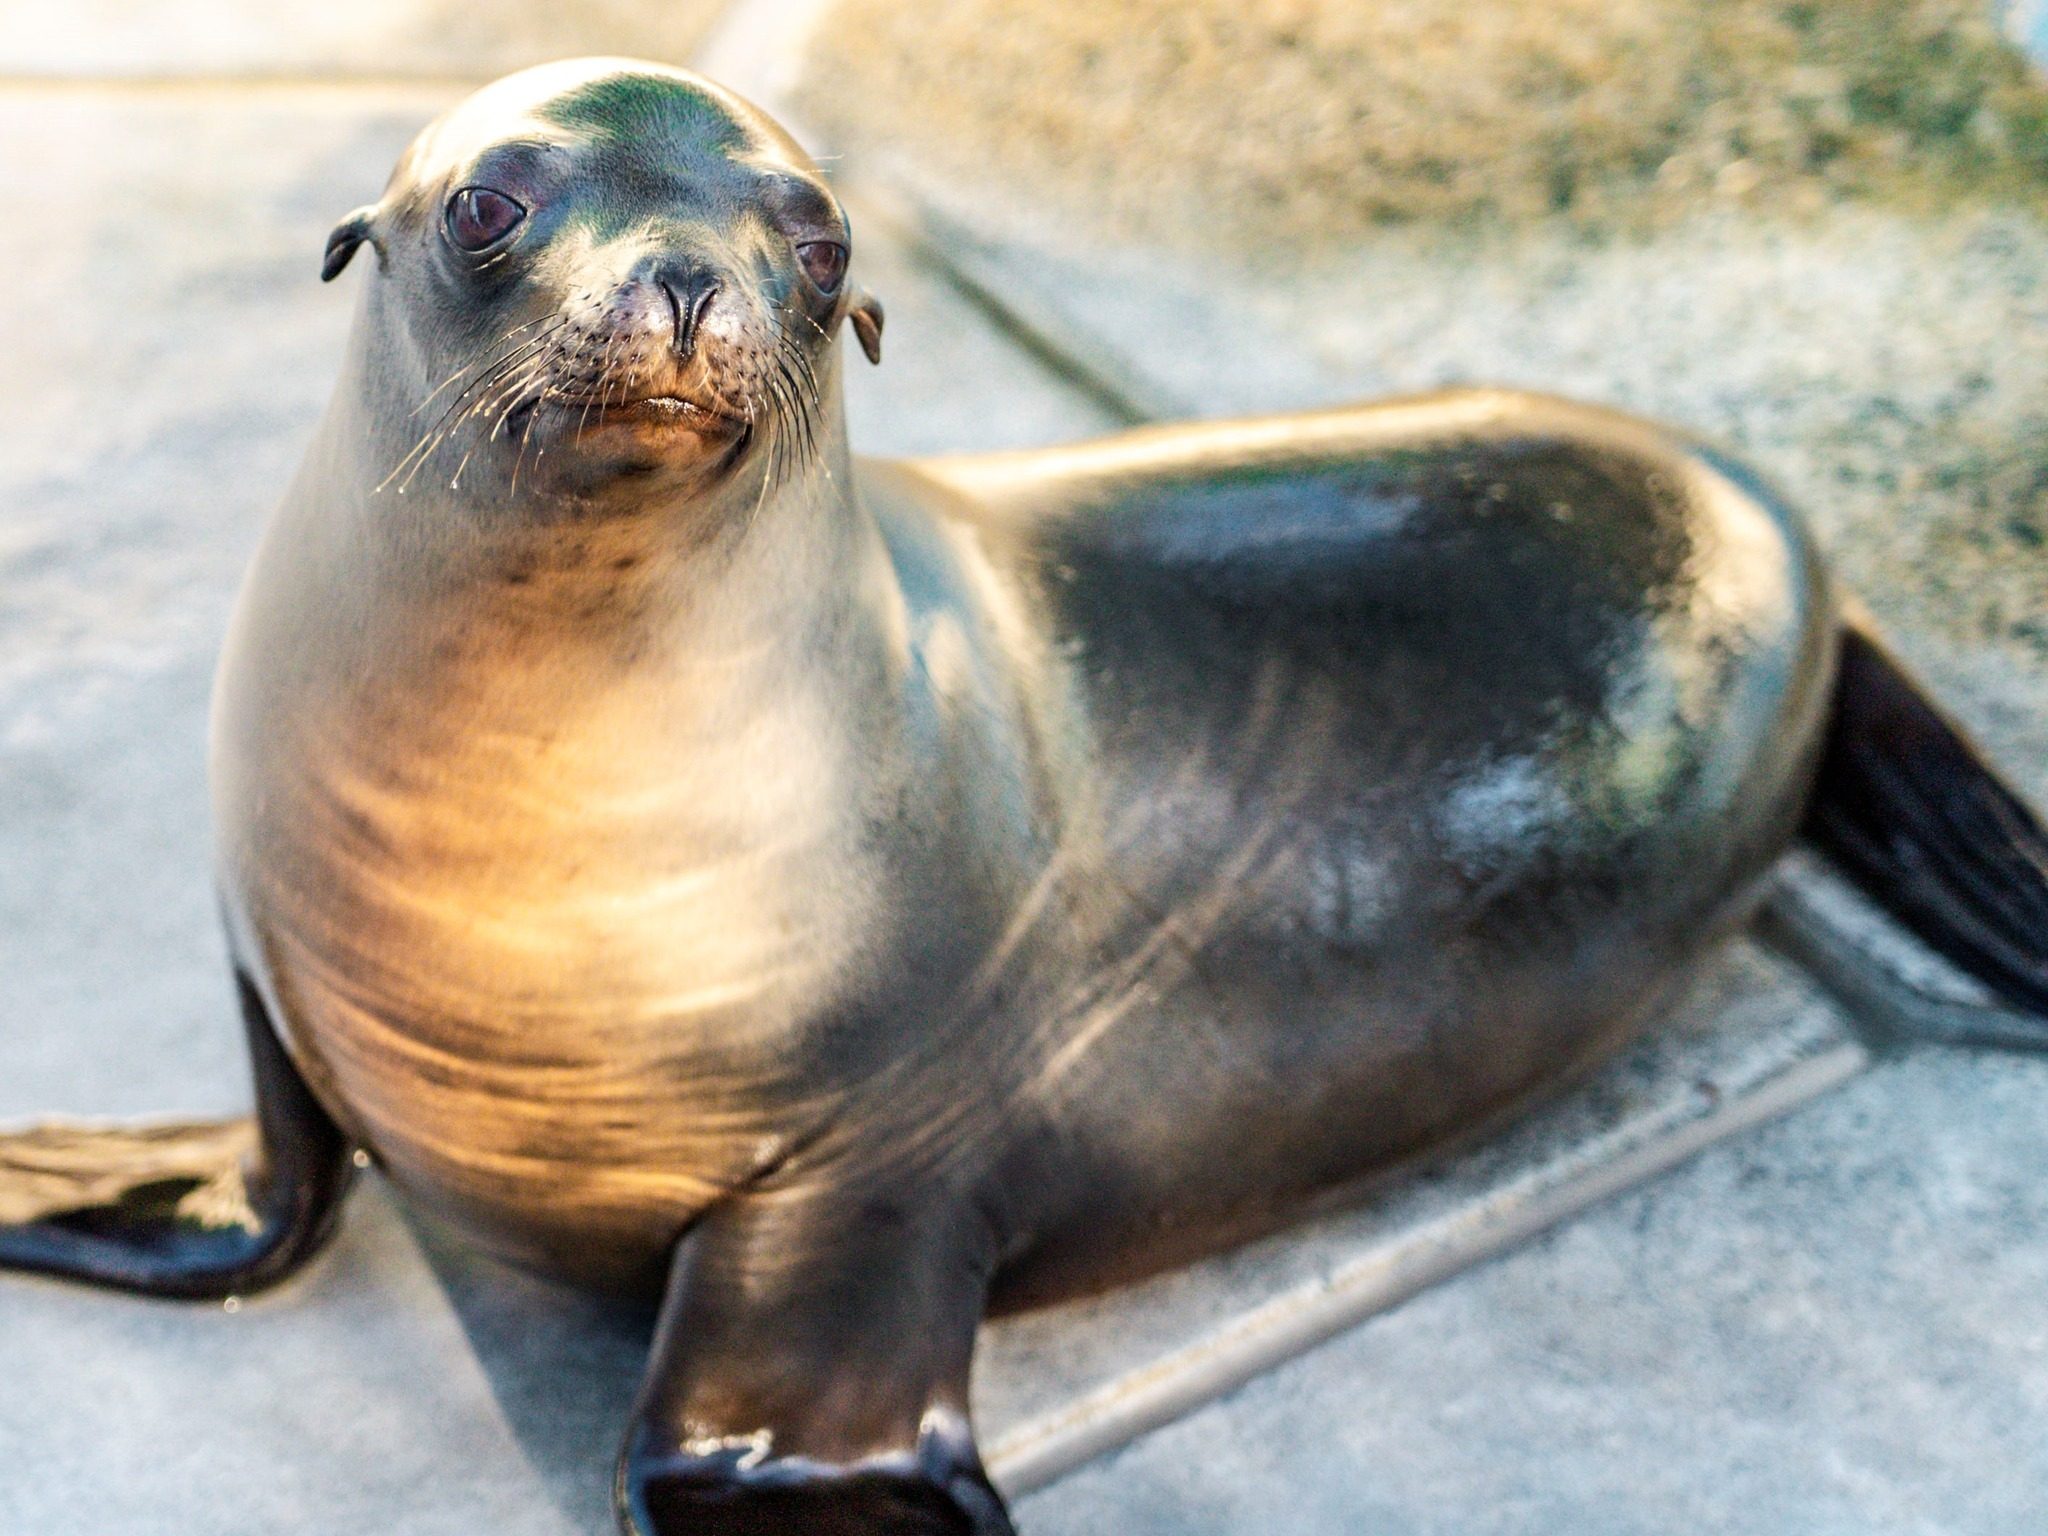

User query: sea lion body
[212,381,1830,1298]
[18,59,2043,1536]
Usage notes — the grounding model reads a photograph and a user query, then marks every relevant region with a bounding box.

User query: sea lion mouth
[533,390,750,436]
[381,266,814,496]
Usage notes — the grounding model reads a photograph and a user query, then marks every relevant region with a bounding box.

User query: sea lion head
[323,59,883,509]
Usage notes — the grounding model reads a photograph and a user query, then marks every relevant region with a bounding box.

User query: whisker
[400,357,541,494]
[410,313,561,418]
[774,350,817,471]
[768,370,801,490]
[448,364,542,489]
[379,321,571,492]
[775,372,804,482]
[575,327,626,442]
[507,368,548,496]
[445,355,549,489]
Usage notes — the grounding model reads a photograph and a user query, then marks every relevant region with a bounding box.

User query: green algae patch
[540,70,751,153]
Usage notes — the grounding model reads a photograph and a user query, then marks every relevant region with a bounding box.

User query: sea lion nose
[649,262,720,360]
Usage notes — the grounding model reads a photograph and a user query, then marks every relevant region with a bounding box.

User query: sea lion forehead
[407,58,816,185]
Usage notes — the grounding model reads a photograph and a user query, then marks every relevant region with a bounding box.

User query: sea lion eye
[446,187,526,252]
[797,241,847,294]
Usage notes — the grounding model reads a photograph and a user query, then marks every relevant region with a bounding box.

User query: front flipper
[0,971,354,1298]
[619,1186,1014,1535]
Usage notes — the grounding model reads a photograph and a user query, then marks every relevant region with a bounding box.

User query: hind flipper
[1760,858,2048,1052]
[618,1184,1014,1536]
[1788,613,2048,1050]
[0,971,355,1298]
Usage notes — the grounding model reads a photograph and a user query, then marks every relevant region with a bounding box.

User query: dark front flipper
[619,1188,1014,1536]
[0,972,354,1298]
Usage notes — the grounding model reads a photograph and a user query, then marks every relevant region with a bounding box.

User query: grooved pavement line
[986,1043,1870,1496]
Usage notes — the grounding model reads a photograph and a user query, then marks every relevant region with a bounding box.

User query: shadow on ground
[410,1216,660,1535]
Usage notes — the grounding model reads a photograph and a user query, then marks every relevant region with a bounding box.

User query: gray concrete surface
[0,2,725,80]
[1024,1044,2048,1536]
[6,5,2048,1533]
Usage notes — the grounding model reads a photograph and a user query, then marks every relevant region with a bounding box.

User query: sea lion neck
[388,452,876,686]
[452,440,883,679]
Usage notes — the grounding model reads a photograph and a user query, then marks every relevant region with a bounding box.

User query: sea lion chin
[9,54,2048,1536]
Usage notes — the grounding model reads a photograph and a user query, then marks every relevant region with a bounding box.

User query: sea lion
[8,57,2048,1536]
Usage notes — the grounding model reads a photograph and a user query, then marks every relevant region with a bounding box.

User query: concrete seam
[987,1041,1869,1497]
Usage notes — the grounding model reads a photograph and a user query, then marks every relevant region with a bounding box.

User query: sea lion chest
[214,592,885,1272]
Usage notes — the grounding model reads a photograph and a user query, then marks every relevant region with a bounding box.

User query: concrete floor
[5,5,2048,1533]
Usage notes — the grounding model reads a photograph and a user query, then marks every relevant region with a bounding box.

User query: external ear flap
[848,288,884,365]
[321,206,379,283]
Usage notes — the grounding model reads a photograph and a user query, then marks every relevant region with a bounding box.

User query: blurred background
[4,4,2048,1534]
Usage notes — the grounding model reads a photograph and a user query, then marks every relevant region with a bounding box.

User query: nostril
[659,273,721,359]
[688,278,718,338]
